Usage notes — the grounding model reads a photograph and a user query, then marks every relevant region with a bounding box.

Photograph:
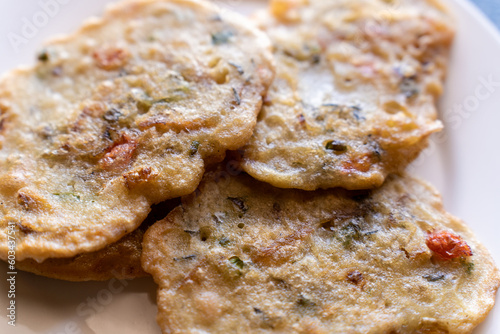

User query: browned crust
[15,228,147,281]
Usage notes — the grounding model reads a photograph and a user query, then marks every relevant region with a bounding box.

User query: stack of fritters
[0,0,498,333]
[0,0,274,276]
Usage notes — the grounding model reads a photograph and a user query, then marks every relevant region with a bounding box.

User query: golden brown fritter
[15,227,147,282]
[0,0,274,262]
[242,0,454,190]
[12,198,180,281]
[142,170,499,334]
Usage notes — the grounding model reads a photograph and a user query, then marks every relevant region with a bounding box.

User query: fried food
[241,0,454,190]
[13,198,180,281]
[15,227,147,281]
[142,170,499,333]
[0,0,274,262]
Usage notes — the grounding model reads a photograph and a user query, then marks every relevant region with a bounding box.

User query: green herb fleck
[228,62,244,75]
[284,44,321,63]
[103,108,122,122]
[152,86,190,105]
[321,103,340,109]
[37,50,49,62]
[237,223,245,229]
[173,255,196,261]
[17,223,34,234]
[297,294,315,308]
[229,256,244,269]
[423,274,445,282]
[321,104,364,122]
[351,106,364,121]
[133,90,154,114]
[341,222,362,248]
[253,307,274,328]
[460,258,475,274]
[189,141,200,156]
[212,30,234,45]
[307,45,321,64]
[400,76,419,98]
[325,140,348,153]
[323,220,374,248]
[325,221,364,248]
[228,197,248,213]
[212,212,226,224]
[232,88,241,106]
[219,237,230,247]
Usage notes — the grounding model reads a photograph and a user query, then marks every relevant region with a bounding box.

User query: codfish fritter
[13,198,180,281]
[0,0,274,261]
[242,0,454,190]
[142,170,499,334]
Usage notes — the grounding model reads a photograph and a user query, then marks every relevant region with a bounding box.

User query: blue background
[471,0,500,28]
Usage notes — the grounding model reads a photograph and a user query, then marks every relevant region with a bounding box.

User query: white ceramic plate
[1,0,499,333]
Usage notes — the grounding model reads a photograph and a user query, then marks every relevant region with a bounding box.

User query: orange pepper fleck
[426,230,472,260]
